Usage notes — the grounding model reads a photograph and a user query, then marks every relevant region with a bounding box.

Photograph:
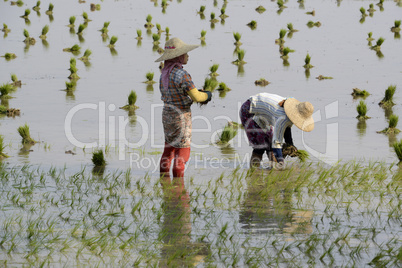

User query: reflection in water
[159,177,210,267]
[237,64,245,76]
[240,172,312,236]
[218,144,236,156]
[146,84,154,93]
[305,68,311,79]
[41,39,49,49]
[110,47,118,56]
[18,143,34,163]
[388,133,397,148]
[356,119,367,137]
[382,106,393,120]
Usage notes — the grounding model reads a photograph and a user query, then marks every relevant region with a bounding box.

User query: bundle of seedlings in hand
[370,37,384,51]
[247,20,257,30]
[18,123,37,144]
[217,124,238,145]
[2,24,11,34]
[210,12,219,23]
[391,20,401,33]
[393,139,402,163]
[99,21,110,37]
[378,114,400,134]
[233,32,242,46]
[92,149,106,167]
[39,25,49,39]
[82,12,91,23]
[11,74,21,87]
[107,36,118,49]
[307,20,321,28]
[136,29,142,40]
[379,85,396,107]
[79,49,91,62]
[203,78,219,91]
[255,5,266,14]
[20,9,30,19]
[63,44,81,54]
[144,14,154,28]
[209,64,219,77]
[152,33,160,45]
[23,29,36,45]
[68,16,76,28]
[143,72,156,84]
[0,135,9,159]
[0,83,14,99]
[275,29,287,45]
[68,58,79,80]
[219,8,228,19]
[255,78,270,86]
[303,53,313,69]
[232,49,246,65]
[120,90,139,110]
[282,144,309,162]
[351,88,370,98]
[32,1,40,11]
[1,53,17,60]
[356,100,370,120]
[200,30,207,41]
[45,3,54,15]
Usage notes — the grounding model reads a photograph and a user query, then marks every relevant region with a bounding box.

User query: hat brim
[284,98,314,132]
[155,44,199,62]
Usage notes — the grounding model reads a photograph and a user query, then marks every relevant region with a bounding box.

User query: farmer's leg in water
[172,147,191,178]
[160,143,175,177]
[250,148,264,168]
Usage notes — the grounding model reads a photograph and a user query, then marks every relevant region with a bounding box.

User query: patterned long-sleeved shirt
[249,93,293,148]
[159,66,196,111]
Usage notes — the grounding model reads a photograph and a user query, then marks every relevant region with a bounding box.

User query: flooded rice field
[0,0,401,266]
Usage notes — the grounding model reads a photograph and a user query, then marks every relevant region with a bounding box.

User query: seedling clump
[68,58,79,80]
[45,3,54,15]
[316,75,333,80]
[32,1,40,11]
[247,20,257,30]
[136,29,142,40]
[371,37,384,52]
[275,29,287,45]
[2,24,11,34]
[20,9,31,19]
[152,33,160,45]
[63,44,81,54]
[68,16,76,28]
[144,72,156,84]
[217,124,237,145]
[0,83,14,99]
[83,12,91,22]
[219,8,228,19]
[99,21,110,37]
[200,30,207,41]
[77,24,86,36]
[108,36,118,48]
[1,53,17,60]
[255,78,270,86]
[209,64,219,77]
[233,32,242,46]
[232,49,246,65]
[217,82,230,92]
[351,88,370,98]
[39,25,49,39]
[203,78,219,91]
[307,21,321,28]
[367,32,375,41]
[23,29,36,45]
[0,135,9,159]
[379,85,396,107]
[79,49,91,62]
[92,149,106,167]
[356,100,370,120]
[120,90,139,111]
[378,114,400,134]
[18,123,37,144]
[391,20,401,33]
[303,53,314,69]
[393,139,402,162]
[144,14,154,28]
[210,13,219,23]
[255,5,266,14]
[11,74,21,87]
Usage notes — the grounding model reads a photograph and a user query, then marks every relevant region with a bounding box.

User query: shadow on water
[159,177,211,267]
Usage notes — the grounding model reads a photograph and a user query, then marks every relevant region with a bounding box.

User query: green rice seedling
[0,135,9,159]
[107,36,118,48]
[377,0,384,7]
[144,72,156,84]
[82,12,91,22]
[144,14,154,28]
[92,149,106,167]
[277,0,287,9]
[2,53,17,60]
[296,150,309,162]
[156,23,163,34]
[275,29,287,44]
[0,105,6,114]
[217,82,230,92]
[68,16,76,28]
[303,53,313,69]
[99,21,110,36]
[11,74,21,87]
[161,0,168,8]
[68,58,79,80]
[356,100,370,120]
[316,75,333,80]
[198,5,206,14]
[306,9,315,16]
[247,20,257,30]
[203,78,219,91]
[200,30,207,41]
[367,32,375,41]
[371,37,384,51]
[18,123,37,144]
[378,114,400,134]
[233,32,242,46]
[32,1,40,11]
[79,49,91,62]
[379,85,396,107]
[287,23,298,33]
[351,88,370,99]
[367,3,376,13]
[210,12,219,23]
[255,5,266,13]
[393,139,402,162]
[280,47,292,61]
[65,80,76,91]
[255,78,270,86]
[20,9,30,19]
[39,25,49,39]
[45,3,54,15]
[391,20,401,33]
[1,24,11,34]
[0,83,14,98]
[219,8,228,19]
[63,44,81,53]
[209,64,219,77]
[360,7,367,17]
[307,21,321,28]
[217,124,238,145]
[152,33,160,45]
[120,90,139,110]
[136,29,142,40]
[165,27,170,36]
[232,49,246,65]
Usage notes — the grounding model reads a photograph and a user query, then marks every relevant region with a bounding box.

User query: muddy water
[0,0,401,175]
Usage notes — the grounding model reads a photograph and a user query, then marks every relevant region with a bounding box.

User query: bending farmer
[156,37,212,178]
[240,93,314,168]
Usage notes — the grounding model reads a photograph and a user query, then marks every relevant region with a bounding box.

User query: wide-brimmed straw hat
[155,37,199,62]
[284,98,314,132]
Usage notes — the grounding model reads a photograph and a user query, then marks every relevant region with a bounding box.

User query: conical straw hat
[284,98,314,132]
[155,37,199,62]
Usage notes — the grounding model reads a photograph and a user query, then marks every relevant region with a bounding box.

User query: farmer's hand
[199,90,212,105]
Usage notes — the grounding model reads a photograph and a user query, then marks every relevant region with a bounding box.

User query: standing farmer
[240,92,314,168]
[156,38,212,178]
